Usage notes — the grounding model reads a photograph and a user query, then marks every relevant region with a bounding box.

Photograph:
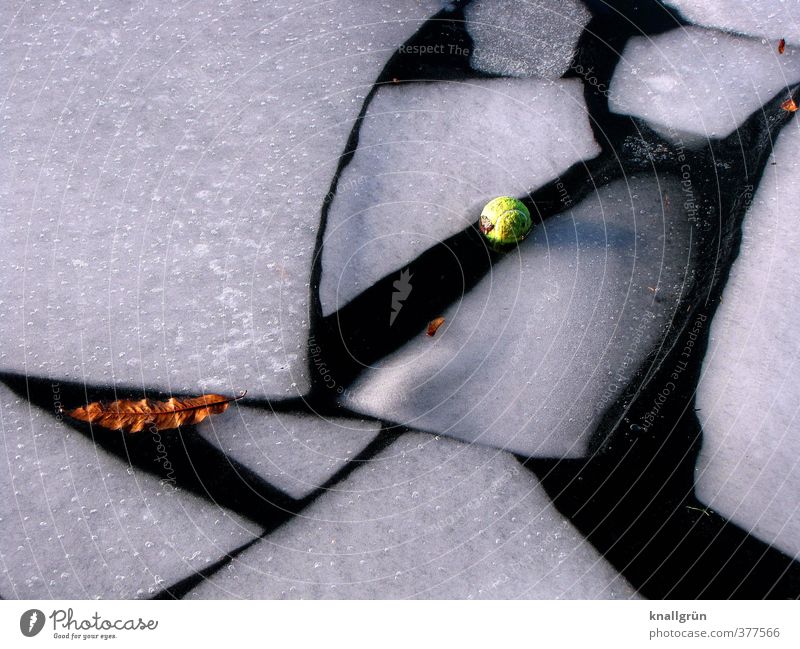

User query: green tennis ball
[479,196,532,249]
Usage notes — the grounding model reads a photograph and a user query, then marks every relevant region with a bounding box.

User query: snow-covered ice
[465,0,591,79]
[610,26,800,145]
[340,175,695,458]
[186,433,639,599]
[695,120,800,560]
[196,408,380,499]
[320,78,599,314]
[0,384,260,598]
[664,0,800,45]
[0,0,446,398]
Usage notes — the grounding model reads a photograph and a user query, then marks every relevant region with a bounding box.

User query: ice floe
[610,26,800,145]
[340,175,696,458]
[0,0,446,398]
[664,0,800,45]
[696,119,800,559]
[186,433,639,598]
[465,0,591,79]
[320,78,599,314]
[196,407,380,499]
[0,385,259,598]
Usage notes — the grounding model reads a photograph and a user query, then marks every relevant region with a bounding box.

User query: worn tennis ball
[479,196,532,249]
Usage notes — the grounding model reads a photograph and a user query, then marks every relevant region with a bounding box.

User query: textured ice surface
[341,175,694,458]
[610,26,800,145]
[196,408,380,499]
[320,79,599,314]
[0,385,259,598]
[465,0,591,79]
[664,0,800,45]
[0,0,445,398]
[696,121,800,559]
[187,433,639,599]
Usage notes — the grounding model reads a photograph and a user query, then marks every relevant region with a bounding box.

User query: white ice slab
[340,175,694,458]
[0,385,260,599]
[695,120,800,560]
[664,0,800,45]
[610,26,800,145]
[320,78,599,314]
[186,433,638,599]
[196,408,380,499]
[0,0,446,399]
[465,0,591,78]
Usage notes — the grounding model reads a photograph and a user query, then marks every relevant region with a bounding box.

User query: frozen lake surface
[2,0,800,599]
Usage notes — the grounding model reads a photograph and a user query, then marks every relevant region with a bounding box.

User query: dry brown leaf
[779,38,786,54]
[781,97,799,112]
[426,316,446,337]
[62,391,246,433]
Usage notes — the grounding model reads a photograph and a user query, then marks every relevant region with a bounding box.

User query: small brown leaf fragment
[781,97,799,112]
[427,316,446,337]
[779,38,786,54]
[63,391,246,433]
